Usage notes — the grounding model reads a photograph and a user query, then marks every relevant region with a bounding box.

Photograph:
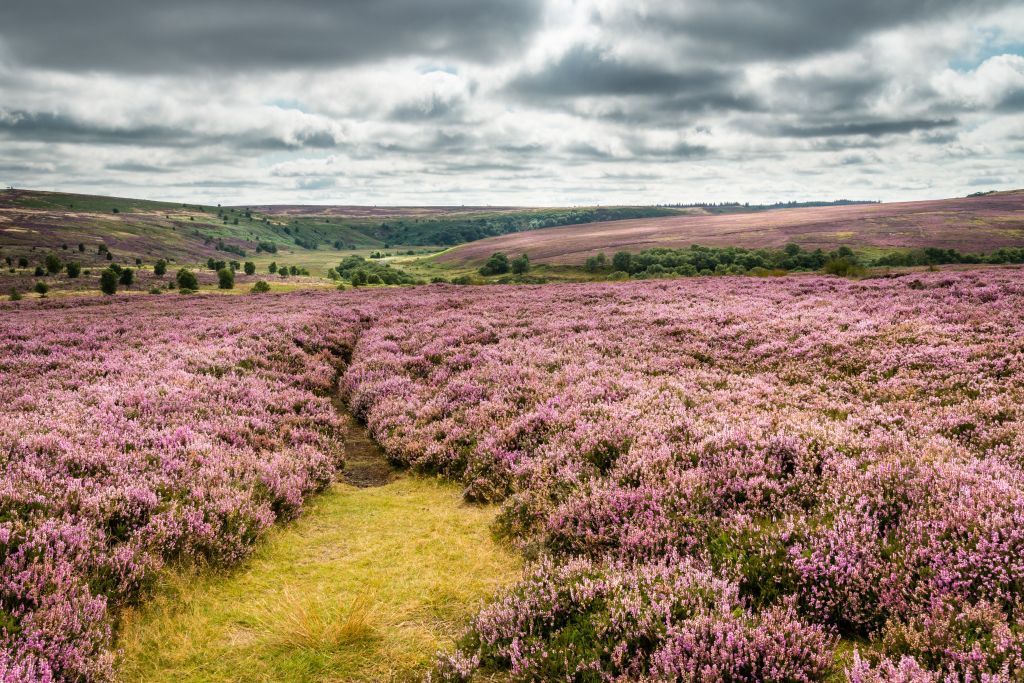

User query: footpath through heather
[115,402,519,682]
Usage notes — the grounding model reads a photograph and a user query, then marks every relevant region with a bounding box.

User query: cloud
[0,0,1021,205]
[770,118,959,138]
[508,45,731,98]
[0,0,544,73]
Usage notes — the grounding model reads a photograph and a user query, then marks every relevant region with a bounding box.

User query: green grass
[116,476,520,682]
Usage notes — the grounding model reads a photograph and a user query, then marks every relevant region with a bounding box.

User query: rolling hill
[436,190,1024,265]
[0,189,683,269]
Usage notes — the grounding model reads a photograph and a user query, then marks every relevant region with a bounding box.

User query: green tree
[243,261,255,275]
[44,253,62,274]
[268,261,278,274]
[612,251,632,273]
[119,267,134,287]
[99,269,118,295]
[217,267,234,289]
[17,257,28,269]
[34,281,49,296]
[511,253,530,275]
[65,262,81,278]
[154,259,167,277]
[479,252,510,276]
[176,268,198,290]
[251,280,271,293]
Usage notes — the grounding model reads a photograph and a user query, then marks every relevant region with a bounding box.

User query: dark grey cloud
[615,0,1014,61]
[105,162,174,174]
[508,45,731,98]
[0,0,543,73]
[0,110,343,151]
[772,118,958,138]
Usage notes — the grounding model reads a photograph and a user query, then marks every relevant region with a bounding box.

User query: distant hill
[436,190,1024,265]
[0,189,684,268]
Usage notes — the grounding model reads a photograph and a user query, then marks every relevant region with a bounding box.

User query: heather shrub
[435,557,834,682]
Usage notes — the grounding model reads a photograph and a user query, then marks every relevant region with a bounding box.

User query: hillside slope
[436,190,1024,265]
[0,190,684,269]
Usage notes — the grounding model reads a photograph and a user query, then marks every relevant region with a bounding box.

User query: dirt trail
[336,405,395,487]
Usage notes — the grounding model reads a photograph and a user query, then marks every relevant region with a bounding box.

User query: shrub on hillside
[218,268,235,289]
[66,262,81,278]
[479,252,510,276]
[511,253,530,275]
[44,253,62,274]
[99,269,118,295]
[175,269,198,290]
[154,259,167,277]
[250,280,271,293]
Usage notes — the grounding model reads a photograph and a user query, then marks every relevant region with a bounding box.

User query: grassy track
[116,476,519,682]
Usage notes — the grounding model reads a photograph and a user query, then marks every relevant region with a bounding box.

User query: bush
[250,280,271,293]
[118,268,134,287]
[34,281,48,296]
[217,267,234,289]
[66,262,81,278]
[148,286,162,295]
[175,269,198,290]
[823,257,866,278]
[8,288,21,301]
[17,257,28,268]
[336,282,346,291]
[479,252,510,276]
[612,251,632,272]
[99,269,118,295]
[153,259,167,277]
[34,266,45,277]
[511,253,531,275]
[243,261,255,275]
[268,261,278,274]
[44,253,62,274]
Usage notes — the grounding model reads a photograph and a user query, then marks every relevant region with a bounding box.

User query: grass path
[116,476,520,682]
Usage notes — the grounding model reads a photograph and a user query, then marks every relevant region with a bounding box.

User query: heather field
[3,269,1024,681]
[439,190,1024,266]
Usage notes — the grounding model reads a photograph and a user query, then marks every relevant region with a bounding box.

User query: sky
[1,0,1023,206]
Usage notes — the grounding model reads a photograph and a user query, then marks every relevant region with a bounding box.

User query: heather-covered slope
[438,190,1024,265]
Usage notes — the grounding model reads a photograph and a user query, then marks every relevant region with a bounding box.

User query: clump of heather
[0,291,366,680]
[432,557,834,682]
